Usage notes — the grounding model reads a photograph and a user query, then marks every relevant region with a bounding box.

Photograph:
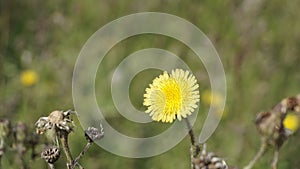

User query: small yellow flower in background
[213,108,228,119]
[143,69,200,123]
[202,90,227,119]
[202,90,222,107]
[283,113,299,133]
[20,69,38,87]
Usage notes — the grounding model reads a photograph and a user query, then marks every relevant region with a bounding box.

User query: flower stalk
[243,139,267,169]
[184,118,200,157]
[58,130,73,169]
[73,126,104,168]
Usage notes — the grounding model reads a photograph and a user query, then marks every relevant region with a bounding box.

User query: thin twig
[73,142,92,169]
[243,140,267,169]
[272,149,279,169]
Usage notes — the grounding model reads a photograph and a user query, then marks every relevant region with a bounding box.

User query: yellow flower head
[202,90,222,107]
[283,113,299,133]
[20,70,38,87]
[143,69,200,123]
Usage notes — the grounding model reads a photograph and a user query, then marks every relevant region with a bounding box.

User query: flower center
[161,78,182,114]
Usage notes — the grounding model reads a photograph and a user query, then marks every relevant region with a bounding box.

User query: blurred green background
[1,0,300,168]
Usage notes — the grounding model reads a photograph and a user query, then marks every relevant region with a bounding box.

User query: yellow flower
[213,108,228,119]
[202,90,222,107]
[283,113,299,133]
[143,69,200,123]
[20,70,38,87]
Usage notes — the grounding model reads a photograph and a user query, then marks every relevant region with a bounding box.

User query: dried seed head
[255,110,295,147]
[193,151,228,169]
[255,111,281,137]
[0,118,11,138]
[48,110,65,124]
[41,146,60,164]
[35,110,75,135]
[281,97,298,112]
[85,125,104,143]
[14,122,27,143]
[49,110,75,133]
[35,117,51,134]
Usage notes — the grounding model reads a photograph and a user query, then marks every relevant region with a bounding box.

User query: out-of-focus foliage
[1,0,300,168]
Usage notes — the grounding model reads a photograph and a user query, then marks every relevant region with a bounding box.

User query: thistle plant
[0,118,40,168]
[73,126,104,168]
[244,95,300,169]
[192,144,228,169]
[143,69,200,123]
[35,110,75,168]
[41,146,60,169]
[35,110,104,169]
[143,69,228,169]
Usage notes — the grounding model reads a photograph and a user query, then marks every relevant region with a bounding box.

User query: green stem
[184,118,200,157]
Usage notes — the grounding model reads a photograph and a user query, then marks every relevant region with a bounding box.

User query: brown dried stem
[73,142,92,169]
[243,139,267,169]
[272,149,279,169]
[58,130,73,169]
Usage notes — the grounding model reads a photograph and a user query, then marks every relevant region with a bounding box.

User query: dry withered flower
[41,146,60,164]
[84,125,104,143]
[35,110,75,135]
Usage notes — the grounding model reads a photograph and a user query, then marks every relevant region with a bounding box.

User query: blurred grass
[1,0,300,168]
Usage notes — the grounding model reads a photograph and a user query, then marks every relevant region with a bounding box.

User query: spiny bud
[84,125,104,143]
[41,146,60,164]
[193,151,228,169]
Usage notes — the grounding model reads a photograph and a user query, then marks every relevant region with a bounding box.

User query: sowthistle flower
[283,113,299,133]
[143,69,200,123]
[144,69,201,169]
[244,95,300,169]
[20,70,39,87]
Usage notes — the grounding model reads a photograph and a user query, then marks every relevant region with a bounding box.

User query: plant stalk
[184,118,200,157]
[58,130,73,169]
[272,150,279,169]
[73,142,92,169]
[243,140,267,169]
